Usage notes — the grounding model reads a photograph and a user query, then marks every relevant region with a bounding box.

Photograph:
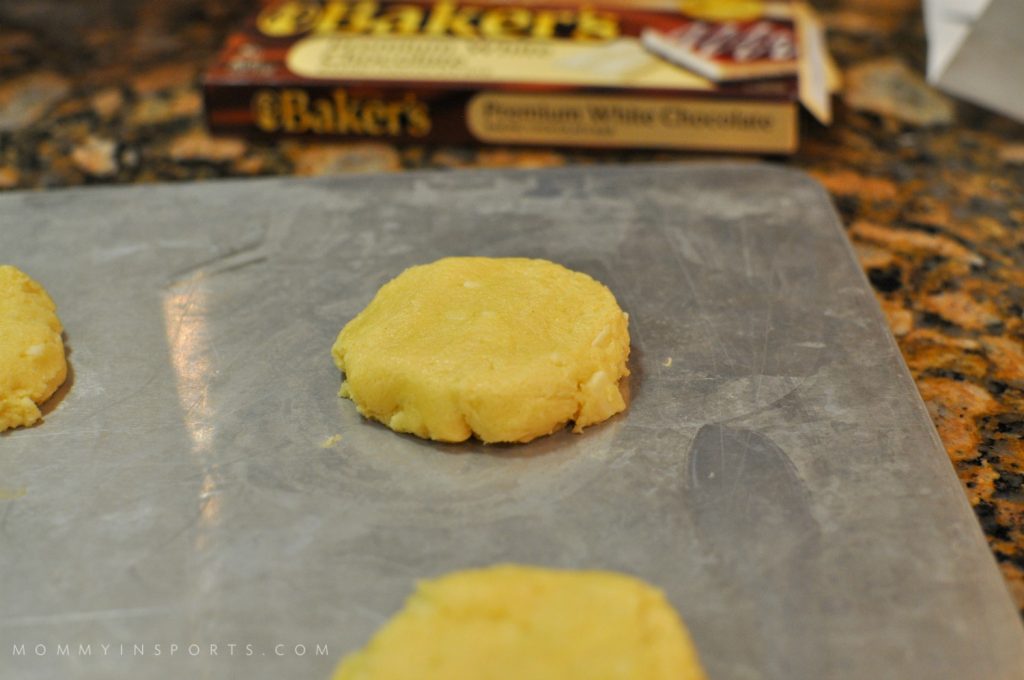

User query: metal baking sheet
[1,163,1022,679]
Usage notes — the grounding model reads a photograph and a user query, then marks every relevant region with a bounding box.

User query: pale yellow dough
[333,564,707,680]
[0,266,67,432]
[331,257,630,443]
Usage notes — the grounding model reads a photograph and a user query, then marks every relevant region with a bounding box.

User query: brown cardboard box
[204,0,833,153]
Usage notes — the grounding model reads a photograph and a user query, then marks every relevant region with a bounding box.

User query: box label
[287,34,712,89]
[467,91,796,152]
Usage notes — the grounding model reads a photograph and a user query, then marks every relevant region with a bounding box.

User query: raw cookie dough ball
[332,257,630,444]
[0,266,68,431]
[333,564,707,680]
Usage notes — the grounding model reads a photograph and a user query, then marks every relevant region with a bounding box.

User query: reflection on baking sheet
[197,472,222,551]
[163,280,215,455]
[163,279,223,551]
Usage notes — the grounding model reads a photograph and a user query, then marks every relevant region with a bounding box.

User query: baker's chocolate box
[204,0,835,154]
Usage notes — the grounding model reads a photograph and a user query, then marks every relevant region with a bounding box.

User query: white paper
[923,0,992,79]
[924,0,1023,123]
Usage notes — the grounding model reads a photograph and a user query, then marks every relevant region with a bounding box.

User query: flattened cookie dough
[0,266,68,431]
[333,564,707,680]
[332,257,630,444]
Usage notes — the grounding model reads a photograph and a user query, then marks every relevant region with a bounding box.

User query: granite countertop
[2,0,1024,614]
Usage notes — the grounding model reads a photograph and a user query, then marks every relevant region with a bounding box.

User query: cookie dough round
[0,266,67,432]
[331,257,630,444]
[333,564,707,680]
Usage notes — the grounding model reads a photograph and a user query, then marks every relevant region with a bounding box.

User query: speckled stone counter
[2,0,1024,614]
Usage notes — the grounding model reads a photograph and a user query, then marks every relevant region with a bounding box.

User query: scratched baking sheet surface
[2,164,1022,679]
